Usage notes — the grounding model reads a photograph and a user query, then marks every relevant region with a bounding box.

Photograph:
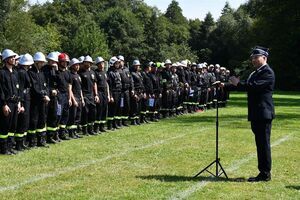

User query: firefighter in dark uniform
[43,52,60,143]
[0,49,21,154]
[160,59,173,118]
[141,62,154,123]
[176,62,187,115]
[130,60,145,125]
[79,56,99,135]
[28,52,50,147]
[57,53,72,140]
[182,60,191,113]
[170,63,180,116]
[149,62,161,121]
[118,55,134,127]
[189,63,199,112]
[107,56,122,130]
[94,57,109,133]
[67,58,84,138]
[15,54,33,151]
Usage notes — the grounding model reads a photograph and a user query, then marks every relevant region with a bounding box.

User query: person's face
[60,61,68,68]
[83,61,92,69]
[120,60,124,67]
[171,67,177,73]
[48,60,58,67]
[73,64,80,72]
[151,67,157,73]
[97,62,105,71]
[7,56,16,66]
[251,55,266,68]
[35,61,45,69]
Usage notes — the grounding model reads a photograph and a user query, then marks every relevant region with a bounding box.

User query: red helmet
[58,53,70,62]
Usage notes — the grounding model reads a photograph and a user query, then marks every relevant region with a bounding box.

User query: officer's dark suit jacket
[227,64,275,121]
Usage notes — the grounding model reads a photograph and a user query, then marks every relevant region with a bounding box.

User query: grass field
[0,92,299,200]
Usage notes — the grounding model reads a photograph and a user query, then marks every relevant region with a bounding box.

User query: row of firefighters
[0,49,230,155]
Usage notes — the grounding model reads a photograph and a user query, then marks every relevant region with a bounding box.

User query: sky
[29,0,247,20]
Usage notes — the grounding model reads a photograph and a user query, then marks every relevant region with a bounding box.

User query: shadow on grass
[285,185,300,190]
[136,174,246,183]
[228,96,300,107]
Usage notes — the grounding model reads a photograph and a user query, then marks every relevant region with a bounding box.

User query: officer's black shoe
[53,132,62,142]
[47,133,57,144]
[107,121,115,131]
[113,120,120,129]
[117,120,123,128]
[60,132,71,140]
[248,172,271,182]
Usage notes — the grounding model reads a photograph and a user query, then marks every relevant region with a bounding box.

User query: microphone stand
[194,82,228,179]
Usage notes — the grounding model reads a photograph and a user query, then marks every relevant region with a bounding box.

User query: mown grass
[0,91,299,200]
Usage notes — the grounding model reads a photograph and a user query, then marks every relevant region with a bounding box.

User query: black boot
[82,126,89,136]
[136,118,141,125]
[28,134,36,148]
[107,120,115,131]
[112,120,120,129]
[94,124,100,134]
[88,125,96,135]
[0,139,11,155]
[8,137,17,154]
[99,124,106,132]
[53,131,61,142]
[47,132,57,144]
[117,119,123,128]
[59,130,70,140]
[15,139,23,151]
[122,119,129,127]
[69,129,78,139]
[37,132,49,148]
[21,137,29,150]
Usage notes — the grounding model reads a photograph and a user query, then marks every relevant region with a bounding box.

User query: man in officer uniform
[149,62,161,121]
[160,59,173,118]
[221,46,275,182]
[141,62,154,123]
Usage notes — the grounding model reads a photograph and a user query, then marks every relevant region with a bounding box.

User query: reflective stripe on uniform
[0,134,9,139]
[47,127,58,131]
[14,133,24,138]
[67,125,77,130]
[36,127,47,133]
[28,130,36,134]
[8,132,15,137]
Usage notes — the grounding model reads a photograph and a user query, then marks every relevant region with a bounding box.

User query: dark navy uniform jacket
[228,64,275,121]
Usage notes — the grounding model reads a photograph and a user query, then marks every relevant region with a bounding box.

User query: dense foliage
[0,0,299,89]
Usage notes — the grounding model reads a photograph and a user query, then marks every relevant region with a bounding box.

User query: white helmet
[109,56,119,66]
[15,53,21,60]
[19,53,34,66]
[132,60,140,66]
[84,55,93,63]
[180,60,188,67]
[118,55,124,61]
[165,59,172,65]
[78,56,85,63]
[69,58,81,67]
[95,57,105,65]
[2,49,17,61]
[33,52,47,62]
[215,64,220,68]
[47,52,59,62]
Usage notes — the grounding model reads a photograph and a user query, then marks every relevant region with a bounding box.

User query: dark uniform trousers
[251,120,272,173]
[67,98,82,135]
[46,96,59,140]
[16,92,30,148]
[121,90,130,122]
[57,92,69,136]
[0,102,18,152]
[108,91,121,127]
[96,91,108,127]
[81,97,96,133]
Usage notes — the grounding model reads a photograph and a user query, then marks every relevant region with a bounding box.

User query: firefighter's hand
[110,97,114,103]
[52,90,57,96]
[95,95,100,103]
[73,100,78,107]
[159,93,162,98]
[44,96,50,103]
[68,99,72,106]
[131,90,135,96]
[208,88,211,92]
[19,106,25,113]
[82,99,85,107]
[3,105,11,116]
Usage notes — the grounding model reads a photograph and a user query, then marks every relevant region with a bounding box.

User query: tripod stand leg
[194,160,216,178]
[217,161,228,178]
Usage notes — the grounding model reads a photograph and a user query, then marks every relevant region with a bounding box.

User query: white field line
[169,134,292,200]
[0,127,212,192]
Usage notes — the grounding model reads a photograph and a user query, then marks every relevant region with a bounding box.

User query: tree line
[0,0,299,90]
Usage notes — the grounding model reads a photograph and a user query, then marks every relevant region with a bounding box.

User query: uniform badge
[91,74,95,80]
[16,84,19,89]
[79,77,81,82]
[44,83,47,87]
